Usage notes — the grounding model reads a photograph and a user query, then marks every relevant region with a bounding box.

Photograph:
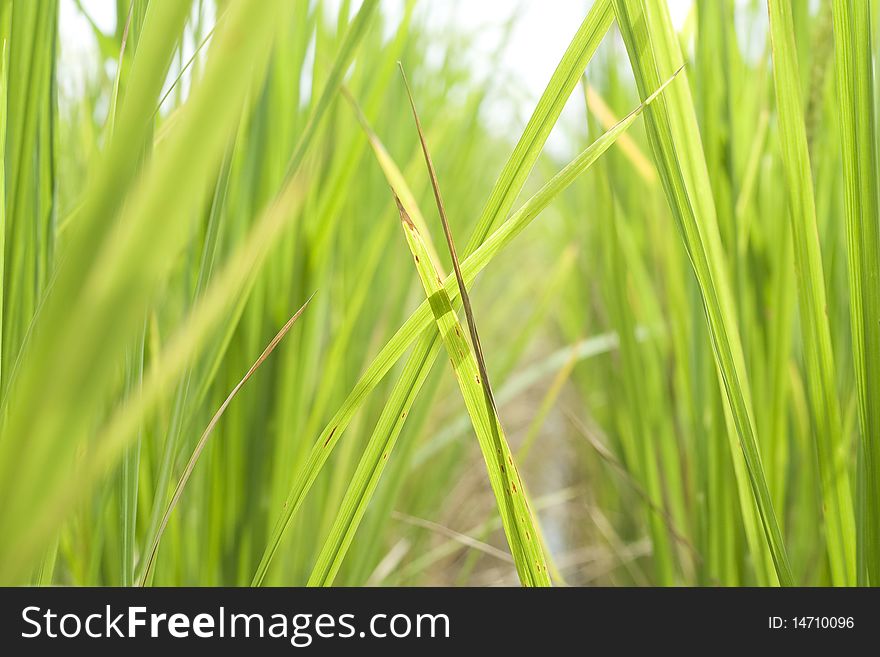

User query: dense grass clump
[0,0,878,587]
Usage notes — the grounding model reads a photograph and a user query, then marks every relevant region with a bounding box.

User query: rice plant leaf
[401,64,553,587]
[466,0,613,247]
[253,63,673,585]
[105,2,133,136]
[0,0,9,398]
[340,85,444,268]
[612,0,793,585]
[766,0,855,586]
[0,0,287,582]
[95,184,288,488]
[254,0,617,583]
[392,194,550,586]
[397,63,497,415]
[138,294,314,585]
[154,18,221,119]
[831,0,880,586]
[0,0,195,582]
[284,0,379,179]
[584,82,657,184]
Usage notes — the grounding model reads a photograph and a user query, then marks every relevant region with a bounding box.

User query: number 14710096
[769,616,854,630]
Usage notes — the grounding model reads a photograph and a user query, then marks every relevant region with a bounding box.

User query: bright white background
[59,0,695,157]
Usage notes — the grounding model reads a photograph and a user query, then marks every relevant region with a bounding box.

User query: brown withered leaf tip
[397,62,500,418]
[392,191,416,230]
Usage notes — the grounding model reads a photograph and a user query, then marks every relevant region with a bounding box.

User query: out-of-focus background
[0,0,873,587]
[60,1,696,152]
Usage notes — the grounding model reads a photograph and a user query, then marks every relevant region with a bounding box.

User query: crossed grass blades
[1,0,878,586]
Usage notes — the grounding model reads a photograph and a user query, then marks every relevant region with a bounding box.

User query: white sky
[59,0,695,157]
[415,0,692,155]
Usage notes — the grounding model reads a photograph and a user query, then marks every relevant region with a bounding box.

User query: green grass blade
[612,0,793,585]
[403,64,555,586]
[766,0,855,586]
[831,0,880,586]
[119,327,145,587]
[465,0,613,248]
[253,70,670,585]
[392,195,550,586]
[138,295,313,585]
[0,0,287,582]
[253,1,621,583]
[340,85,444,267]
[0,0,9,400]
[2,0,57,394]
[397,62,499,419]
[0,0,194,583]
[283,0,379,180]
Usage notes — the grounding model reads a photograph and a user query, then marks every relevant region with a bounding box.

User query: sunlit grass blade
[0,0,9,411]
[402,62,557,585]
[284,0,378,179]
[831,0,880,586]
[104,2,132,136]
[340,85,444,268]
[397,62,498,416]
[465,0,613,247]
[253,0,616,584]
[612,0,793,585]
[393,194,550,585]
[766,0,855,586]
[583,82,656,184]
[254,66,674,585]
